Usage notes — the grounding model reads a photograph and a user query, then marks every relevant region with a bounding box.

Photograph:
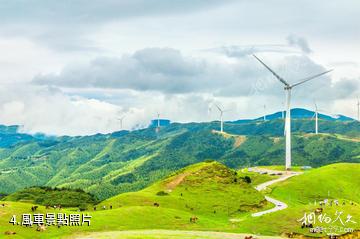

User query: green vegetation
[4,186,98,208]
[0,163,359,238]
[270,163,360,205]
[98,162,268,217]
[0,119,358,201]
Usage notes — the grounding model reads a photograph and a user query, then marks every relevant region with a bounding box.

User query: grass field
[0,162,359,238]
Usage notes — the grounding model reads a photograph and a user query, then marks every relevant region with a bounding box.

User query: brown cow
[315,207,323,214]
[189,216,198,223]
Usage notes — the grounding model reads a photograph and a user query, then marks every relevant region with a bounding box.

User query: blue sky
[0,0,359,135]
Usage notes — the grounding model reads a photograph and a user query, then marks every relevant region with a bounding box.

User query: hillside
[236,163,360,237]
[270,163,360,205]
[99,161,268,217]
[0,115,358,200]
[0,163,359,238]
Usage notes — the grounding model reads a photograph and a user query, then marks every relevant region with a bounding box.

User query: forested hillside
[0,115,359,200]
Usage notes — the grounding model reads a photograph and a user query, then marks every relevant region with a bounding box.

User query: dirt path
[69,229,285,239]
[249,167,302,217]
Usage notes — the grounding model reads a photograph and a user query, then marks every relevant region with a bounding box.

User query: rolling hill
[0,109,359,200]
[270,163,360,205]
[98,161,268,217]
[1,163,359,238]
[236,163,360,237]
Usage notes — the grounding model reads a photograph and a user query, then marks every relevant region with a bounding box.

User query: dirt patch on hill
[165,172,191,190]
[233,136,247,148]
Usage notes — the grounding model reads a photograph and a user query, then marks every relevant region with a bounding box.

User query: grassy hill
[0,163,359,238]
[236,163,360,237]
[0,119,358,200]
[0,162,271,238]
[98,161,268,218]
[3,186,98,208]
[270,163,360,205]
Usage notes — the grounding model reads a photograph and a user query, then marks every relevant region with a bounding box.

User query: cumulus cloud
[0,85,124,136]
[33,47,359,100]
[286,34,312,54]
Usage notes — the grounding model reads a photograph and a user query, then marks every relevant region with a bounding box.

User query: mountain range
[0,108,359,200]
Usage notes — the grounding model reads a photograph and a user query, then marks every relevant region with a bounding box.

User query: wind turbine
[253,54,332,170]
[118,115,126,129]
[263,104,267,121]
[214,104,227,133]
[311,101,319,134]
[357,97,360,122]
[155,113,161,133]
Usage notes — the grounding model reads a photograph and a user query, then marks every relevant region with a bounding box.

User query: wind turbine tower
[118,115,125,129]
[263,105,267,121]
[253,54,332,170]
[157,113,160,128]
[313,102,318,134]
[214,104,225,133]
[357,97,360,122]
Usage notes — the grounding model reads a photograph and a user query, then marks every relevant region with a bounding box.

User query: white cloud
[0,1,359,135]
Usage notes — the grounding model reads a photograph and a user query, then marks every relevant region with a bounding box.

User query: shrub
[156,191,169,196]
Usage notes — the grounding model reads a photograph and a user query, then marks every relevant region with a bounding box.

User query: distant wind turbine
[263,104,267,121]
[155,112,161,133]
[157,113,160,127]
[214,104,228,133]
[118,115,126,129]
[253,54,332,170]
[311,101,319,134]
[357,97,360,122]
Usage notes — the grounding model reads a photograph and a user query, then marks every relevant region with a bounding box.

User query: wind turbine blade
[311,112,316,120]
[252,54,290,87]
[214,104,222,112]
[291,69,333,88]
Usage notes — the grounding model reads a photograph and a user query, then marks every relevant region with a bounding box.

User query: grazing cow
[4,231,16,235]
[189,216,198,223]
[36,225,47,232]
[315,208,323,214]
[286,232,296,238]
[153,202,160,207]
[31,206,38,212]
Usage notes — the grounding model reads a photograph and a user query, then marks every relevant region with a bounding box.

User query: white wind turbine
[311,102,319,134]
[214,104,227,133]
[263,104,267,121]
[118,115,126,129]
[357,97,360,122]
[155,112,161,133]
[253,54,332,170]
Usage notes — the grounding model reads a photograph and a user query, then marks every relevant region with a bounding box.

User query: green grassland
[98,162,268,217]
[1,162,359,238]
[236,163,360,237]
[270,163,360,205]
